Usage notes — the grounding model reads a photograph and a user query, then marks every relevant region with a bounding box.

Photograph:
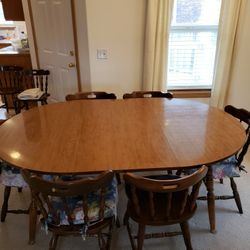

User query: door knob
[68,63,76,68]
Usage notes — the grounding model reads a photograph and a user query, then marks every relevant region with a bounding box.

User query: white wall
[85,0,145,98]
[225,0,250,110]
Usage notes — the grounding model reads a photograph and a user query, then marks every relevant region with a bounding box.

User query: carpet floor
[0,152,250,250]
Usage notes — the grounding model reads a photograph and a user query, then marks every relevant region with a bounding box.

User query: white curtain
[142,0,174,91]
[210,0,242,108]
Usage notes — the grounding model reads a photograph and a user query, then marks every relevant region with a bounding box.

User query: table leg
[206,166,216,233]
[29,193,37,244]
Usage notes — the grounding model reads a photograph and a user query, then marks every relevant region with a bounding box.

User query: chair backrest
[224,105,250,166]
[65,91,117,101]
[21,170,114,227]
[0,65,23,93]
[0,120,6,126]
[124,166,207,222]
[123,91,173,99]
[22,69,50,94]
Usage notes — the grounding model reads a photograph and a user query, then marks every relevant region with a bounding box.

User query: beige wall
[225,0,250,110]
[25,0,250,106]
[85,0,145,98]
[83,0,250,106]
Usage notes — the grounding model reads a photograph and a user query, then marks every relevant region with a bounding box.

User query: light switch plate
[97,49,108,59]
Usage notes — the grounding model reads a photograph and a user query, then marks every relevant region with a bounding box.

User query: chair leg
[180,221,193,250]
[1,186,11,222]
[126,218,136,250]
[24,101,29,110]
[206,167,216,233]
[98,232,104,249]
[13,98,19,114]
[29,195,38,245]
[123,210,129,226]
[41,99,48,105]
[137,224,145,250]
[104,218,114,250]
[3,95,9,113]
[230,177,243,214]
[14,99,21,114]
[49,234,59,250]
[116,216,120,228]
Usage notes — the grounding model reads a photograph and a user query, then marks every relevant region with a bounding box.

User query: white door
[31,0,78,102]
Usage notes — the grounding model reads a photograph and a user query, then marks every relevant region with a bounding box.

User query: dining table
[0,98,246,242]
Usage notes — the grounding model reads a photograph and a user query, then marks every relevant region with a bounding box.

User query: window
[167,0,222,89]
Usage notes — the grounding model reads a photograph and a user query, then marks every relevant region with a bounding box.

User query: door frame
[24,0,82,93]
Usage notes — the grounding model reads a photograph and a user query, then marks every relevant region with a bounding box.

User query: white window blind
[167,0,222,89]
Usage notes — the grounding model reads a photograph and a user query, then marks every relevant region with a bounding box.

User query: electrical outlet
[97,49,108,59]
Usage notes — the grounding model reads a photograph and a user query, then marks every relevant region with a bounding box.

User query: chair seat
[0,162,28,188]
[46,177,117,226]
[17,93,50,102]
[0,163,117,227]
[212,155,241,179]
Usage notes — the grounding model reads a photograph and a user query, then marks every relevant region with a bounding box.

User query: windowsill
[168,89,211,98]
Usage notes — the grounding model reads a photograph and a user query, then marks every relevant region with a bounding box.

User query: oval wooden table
[0,98,246,239]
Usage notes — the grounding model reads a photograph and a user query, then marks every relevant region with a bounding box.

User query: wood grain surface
[0,99,246,174]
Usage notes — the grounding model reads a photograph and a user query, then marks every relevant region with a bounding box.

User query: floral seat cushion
[47,177,118,226]
[212,155,241,179]
[0,161,28,188]
[0,161,57,188]
[0,162,118,226]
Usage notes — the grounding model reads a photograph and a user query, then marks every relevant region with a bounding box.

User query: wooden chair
[21,170,117,250]
[198,105,250,214]
[66,91,116,101]
[17,69,50,112]
[0,121,4,125]
[0,119,29,222]
[0,65,23,113]
[0,164,28,222]
[123,165,208,250]
[123,91,173,99]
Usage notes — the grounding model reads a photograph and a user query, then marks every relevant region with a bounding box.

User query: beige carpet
[0,152,250,250]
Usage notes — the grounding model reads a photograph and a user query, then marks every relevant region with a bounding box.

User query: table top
[0,98,246,174]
